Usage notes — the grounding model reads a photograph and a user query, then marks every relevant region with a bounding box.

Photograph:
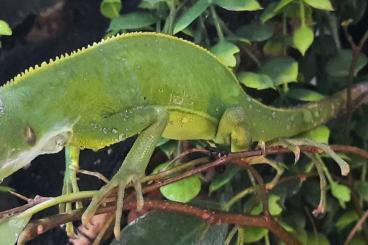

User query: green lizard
[0,32,367,238]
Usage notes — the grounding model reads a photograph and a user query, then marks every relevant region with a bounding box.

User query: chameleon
[0,32,367,238]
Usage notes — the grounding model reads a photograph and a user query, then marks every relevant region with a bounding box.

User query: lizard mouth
[0,126,73,181]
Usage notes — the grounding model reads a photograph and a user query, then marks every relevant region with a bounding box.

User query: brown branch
[20,199,301,245]
[0,196,51,219]
[6,144,368,244]
[3,144,368,220]
[344,209,368,245]
[342,25,368,141]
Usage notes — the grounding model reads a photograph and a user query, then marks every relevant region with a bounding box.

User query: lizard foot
[82,172,144,240]
[286,138,350,176]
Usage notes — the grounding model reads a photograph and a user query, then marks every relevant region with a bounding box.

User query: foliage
[0,0,368,244]
[99,0,368,243]
[0,20,11,47]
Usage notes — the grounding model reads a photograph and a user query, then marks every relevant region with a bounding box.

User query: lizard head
[0,107,74,180]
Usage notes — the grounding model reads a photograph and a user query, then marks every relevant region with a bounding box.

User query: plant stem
[19,191,96,218]
[223,186,257,211]
[210,5,224,41]
[224,226,238,245]
[299,0,305,26]
[163,1,176,34]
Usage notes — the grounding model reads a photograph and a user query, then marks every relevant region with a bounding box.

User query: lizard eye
[24,125,36,146]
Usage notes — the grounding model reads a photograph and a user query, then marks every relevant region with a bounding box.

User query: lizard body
[0,32,367,237]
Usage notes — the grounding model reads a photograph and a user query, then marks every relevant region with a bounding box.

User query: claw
[82,182,116,225]
[133,179,144,211]
[274,139,301,163]
[258,141,266,155]
[114,182,126,240]
[82,175,145,241]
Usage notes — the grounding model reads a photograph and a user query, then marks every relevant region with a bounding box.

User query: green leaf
[250,194,283,216]
[307,233,330,245]
[263,37,287,56]
[304,0,334,11]
[0,185,14,192]
[299,126,330,144]
[158,140,178,158]
[280,221,294,232]
[235,21,274,42]
[160,176,201,203]
[0,20,12,36]
[336,210,359,230]
[100,0,122,19]
[153,163,201,203]
[293,25,314,55]
[354,116,368,140]
[355,181,368,202]
[339,0,367,24]
[173,0,210,34]
[142,0,165,4]
[242,227,268,243]
[111,211,227,245]
[0,214,32,245]
[259,57,299,86]
[349,236,367,245]
[260,2,278,23]
[286,88,325,102]
[290,228,308,244]
[268,195,283,215]
[331,182,351,203]
[210,40,240,67]
[326,49,368,78]
[209,165,240,194]
[238,72,275,90]
[214,0,262,11]
[108,12,158,32]
[274,0,295,12]
[260,0,293,22]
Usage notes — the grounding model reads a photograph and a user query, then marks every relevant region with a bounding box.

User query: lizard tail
[245,82,368,141]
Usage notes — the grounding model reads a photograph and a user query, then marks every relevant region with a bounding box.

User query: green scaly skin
[0,32,367,238]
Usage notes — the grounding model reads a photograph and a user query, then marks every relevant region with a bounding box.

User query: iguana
[0,32,367,238]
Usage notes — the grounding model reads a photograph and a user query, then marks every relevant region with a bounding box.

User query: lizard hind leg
[81,106,169,240]
[214,106,252,152]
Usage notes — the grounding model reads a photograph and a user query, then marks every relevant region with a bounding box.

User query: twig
[20,199,301,245]
[73,167,109,184]
[2,144,366,220]
[342,26,368,141]
[9,191,31,202]
[246,165,270,216]
[0,196,52,219]
[5,144,368,243]
[18,207,115,244]
[344,209,368,245]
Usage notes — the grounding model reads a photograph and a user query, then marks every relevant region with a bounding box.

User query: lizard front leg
[81,106,169,239]
[60,145,81,236]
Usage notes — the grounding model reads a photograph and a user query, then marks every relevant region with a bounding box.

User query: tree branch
[4,144,368,244]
